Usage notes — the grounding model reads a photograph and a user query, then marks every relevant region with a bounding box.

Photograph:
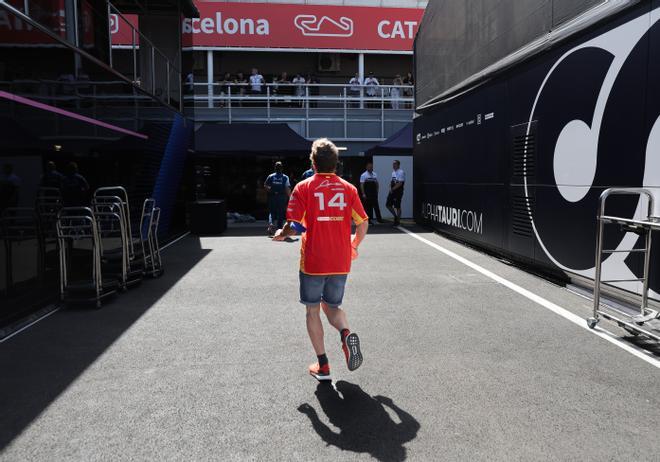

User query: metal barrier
[140,198,163,278]
[92,193,143,290]
[56,207,120,308]
[587,188,660,340]
[185,82,414,139]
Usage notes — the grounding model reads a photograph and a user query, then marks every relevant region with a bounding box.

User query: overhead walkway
[0,225,658,461]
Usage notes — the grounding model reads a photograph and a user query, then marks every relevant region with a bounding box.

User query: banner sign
[112,2,424,51]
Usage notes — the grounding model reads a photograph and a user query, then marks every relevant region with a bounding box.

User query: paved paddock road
[1,226,658,461]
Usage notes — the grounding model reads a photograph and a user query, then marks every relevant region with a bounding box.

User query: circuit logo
[294,15,354,37]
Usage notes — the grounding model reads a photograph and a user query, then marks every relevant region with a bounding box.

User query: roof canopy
[365,123,412,156]
[194,123,311,157]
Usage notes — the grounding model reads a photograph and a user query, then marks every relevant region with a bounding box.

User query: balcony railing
[109,6,182,110]
[186,83,415,140]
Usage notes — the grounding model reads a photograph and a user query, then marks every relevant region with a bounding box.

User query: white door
[373,156,413,219]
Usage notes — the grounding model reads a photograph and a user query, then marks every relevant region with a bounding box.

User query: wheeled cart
[56,207,119,308]
[587,188,660,341]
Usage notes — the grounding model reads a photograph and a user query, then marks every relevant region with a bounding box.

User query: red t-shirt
[287,173,368,275]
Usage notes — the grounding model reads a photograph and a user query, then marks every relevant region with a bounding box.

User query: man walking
[359,162,383,224]
[264,161,291,236]
[273,138,369,381]
[386,160,405,226]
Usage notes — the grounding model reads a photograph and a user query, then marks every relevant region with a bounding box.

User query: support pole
[207,50,214,108]
[358,53,364,109]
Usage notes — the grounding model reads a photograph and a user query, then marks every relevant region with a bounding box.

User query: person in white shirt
[390,74,403,110]
[249,68,265,95]
[292,73,306,107]
[348,73,362,107]
[386,160,405,226]
[364,72,380,107]
[359,162,383,224]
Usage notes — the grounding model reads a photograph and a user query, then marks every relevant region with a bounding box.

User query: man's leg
[321,301,349,332]
[300,273,331,380]
[364,197,374,223]
[370,194,383,222]
[386,192,397,220]
[276,195,286,229]
[306,304,325,355]
[320,276,363,372]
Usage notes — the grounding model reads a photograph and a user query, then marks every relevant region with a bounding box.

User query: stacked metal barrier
[587,188,660,341]
[55,187,163,308]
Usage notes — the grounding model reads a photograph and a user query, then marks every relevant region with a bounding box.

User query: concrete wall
[415,0,606,106]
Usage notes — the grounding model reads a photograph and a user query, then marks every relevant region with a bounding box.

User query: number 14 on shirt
[314,192,347,211]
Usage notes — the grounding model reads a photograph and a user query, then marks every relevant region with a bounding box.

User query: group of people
[0,161,90,213]
[348,72,414,108]
[186,68,320,99]
[264,158,405,236]
[186,68,414,108]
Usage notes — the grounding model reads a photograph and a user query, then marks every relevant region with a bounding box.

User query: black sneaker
[342,332,363,371]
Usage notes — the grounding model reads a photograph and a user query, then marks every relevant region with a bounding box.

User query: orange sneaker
[308,362,332,381]
[341,332,363,371]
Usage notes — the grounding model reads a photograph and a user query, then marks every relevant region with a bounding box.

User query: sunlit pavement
[1,225,658,461]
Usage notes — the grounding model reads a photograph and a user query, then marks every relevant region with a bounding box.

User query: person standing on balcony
[360,162,383,225]
[364,72,380,108]
[250,68,265,95]
[403,72,414,108]
[348,73,362,108]
[272,138,368,381]
[235,72,248,107]
[307,74,320,108]
[293,73,306,107]
[391,75,403,110]
[386,160,405,226]
[264,161,291,236]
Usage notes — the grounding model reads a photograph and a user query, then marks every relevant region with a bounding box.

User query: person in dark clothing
[61,161,90,206]
[264,161,291,235]
[40,161,64,189]
[359,162,383,224]
[0,163,21,211]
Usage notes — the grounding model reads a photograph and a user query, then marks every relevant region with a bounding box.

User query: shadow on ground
[0,236,210,450]
[298,381,420,462]
[219,221,410,238]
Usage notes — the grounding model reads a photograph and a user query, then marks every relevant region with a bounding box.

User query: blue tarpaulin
[194,123,311,157]
[365,123,412,156]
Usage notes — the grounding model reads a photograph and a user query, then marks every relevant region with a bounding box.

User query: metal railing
[109,6,182,110]
[185,82,415,139]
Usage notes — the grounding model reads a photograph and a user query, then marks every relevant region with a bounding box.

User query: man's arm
[360,182,366,197]
[351,221,368,260]
[273,221,298,241]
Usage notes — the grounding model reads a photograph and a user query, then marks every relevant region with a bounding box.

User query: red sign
[110,13,139,46]
[111,2,424,51]
[182,2,424,51]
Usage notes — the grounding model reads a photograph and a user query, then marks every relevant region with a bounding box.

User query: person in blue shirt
[264,161,291,235]
[301,164,315,180]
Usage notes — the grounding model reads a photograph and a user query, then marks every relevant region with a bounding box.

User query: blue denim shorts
[299,272,348,307]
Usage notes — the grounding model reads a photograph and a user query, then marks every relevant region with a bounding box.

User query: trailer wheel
[587,318,599,329]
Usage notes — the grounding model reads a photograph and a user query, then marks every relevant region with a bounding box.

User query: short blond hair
[310,138,338,173]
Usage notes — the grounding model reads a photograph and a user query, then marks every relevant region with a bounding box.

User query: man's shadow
[298,381,420,462]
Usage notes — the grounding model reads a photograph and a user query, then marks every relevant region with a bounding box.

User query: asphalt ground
[1,225,659,461]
